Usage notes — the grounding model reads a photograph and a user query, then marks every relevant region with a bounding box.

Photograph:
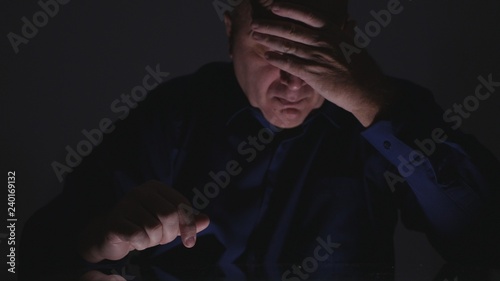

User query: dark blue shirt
[21,62,500,281]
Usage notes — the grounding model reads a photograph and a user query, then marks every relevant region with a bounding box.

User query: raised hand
[251,1,391,126]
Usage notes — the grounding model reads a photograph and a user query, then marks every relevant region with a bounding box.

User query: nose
[279,70,306,90]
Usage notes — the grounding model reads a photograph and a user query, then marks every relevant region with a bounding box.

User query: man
[21,0,500,280]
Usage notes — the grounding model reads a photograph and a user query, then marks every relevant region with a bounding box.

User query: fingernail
[271,5,280,12]
[184,236,195,248]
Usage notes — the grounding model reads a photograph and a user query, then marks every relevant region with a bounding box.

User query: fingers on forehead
[253,1,348,27]
[254,21,319,46]
[271,2,327,28]
[258,0,274,8]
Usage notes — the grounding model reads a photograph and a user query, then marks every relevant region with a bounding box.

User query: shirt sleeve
[361,78,500,265]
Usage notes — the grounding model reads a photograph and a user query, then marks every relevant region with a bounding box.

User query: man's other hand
[78,180,210,263]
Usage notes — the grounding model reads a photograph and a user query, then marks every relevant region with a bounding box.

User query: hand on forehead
[252,0,348,25]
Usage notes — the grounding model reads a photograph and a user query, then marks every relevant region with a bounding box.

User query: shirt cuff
[361,120,429,175]
[361,120,482,234]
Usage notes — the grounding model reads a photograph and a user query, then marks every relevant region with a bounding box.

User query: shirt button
[383,141,391,149]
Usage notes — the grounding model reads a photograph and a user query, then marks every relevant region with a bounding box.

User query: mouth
[274,97,307,106]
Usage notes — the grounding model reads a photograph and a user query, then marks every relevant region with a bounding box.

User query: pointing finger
[177,203,197,248]
[177,203,210,248]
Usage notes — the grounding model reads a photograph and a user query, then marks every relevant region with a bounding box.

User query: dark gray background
[2,0,500,280]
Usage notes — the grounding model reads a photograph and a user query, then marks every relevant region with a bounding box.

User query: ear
[223,11,234,59]
[223,11,233,38]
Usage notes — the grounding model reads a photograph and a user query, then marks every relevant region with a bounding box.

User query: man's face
[224,0,347,129]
